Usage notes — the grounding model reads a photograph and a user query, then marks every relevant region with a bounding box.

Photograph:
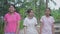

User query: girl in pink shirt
[40,8,55,34]
[4,4,21,34]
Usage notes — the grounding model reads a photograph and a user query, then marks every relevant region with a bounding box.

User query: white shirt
[23,17,38,34]
[40,15,55,34]
[23,17,37,27]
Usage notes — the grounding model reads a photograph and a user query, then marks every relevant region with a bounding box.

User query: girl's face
[29,10,34,17]
[45,9,51,16]
[9,5,15,13]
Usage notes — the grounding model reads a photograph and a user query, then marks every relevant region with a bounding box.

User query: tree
[46,0,56,8]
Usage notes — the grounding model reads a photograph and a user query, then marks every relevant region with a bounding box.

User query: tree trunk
[46,0,48,8]
[4,0,8,4]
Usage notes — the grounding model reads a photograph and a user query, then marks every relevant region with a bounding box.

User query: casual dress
[23,17,38,34]
[4,12,21,34]
[40,15,55,34]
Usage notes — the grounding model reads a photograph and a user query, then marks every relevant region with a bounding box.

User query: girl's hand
[24,26,27,34]
[38,31,40,34]
[16,30,19,34]
[52,32,55,34]
[52,23,55,34]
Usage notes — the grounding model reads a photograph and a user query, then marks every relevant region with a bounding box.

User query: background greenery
[0,0,60,34]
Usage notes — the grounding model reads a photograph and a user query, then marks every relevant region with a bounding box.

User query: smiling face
[9,5,15,13]
[45,8,51,16]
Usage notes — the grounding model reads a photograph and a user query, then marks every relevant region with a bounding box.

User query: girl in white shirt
[40,8,55,34]
[23,9,38,34]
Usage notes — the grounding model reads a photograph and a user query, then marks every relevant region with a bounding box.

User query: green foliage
[51,10,60,23]
[20,20,24,29]
[0,18,4,34]
[0,0,9,16]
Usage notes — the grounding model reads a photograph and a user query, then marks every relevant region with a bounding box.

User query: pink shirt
[4,12,21,32]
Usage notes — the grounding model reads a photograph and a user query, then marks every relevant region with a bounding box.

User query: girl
[40,8,55,34]
[23,9,38,34]
[4,4,21,34]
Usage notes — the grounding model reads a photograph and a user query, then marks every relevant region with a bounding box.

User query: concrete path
[19,29,24,34]
[19,23,60,34]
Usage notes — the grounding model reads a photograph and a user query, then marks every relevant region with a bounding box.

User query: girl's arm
[4,21,7,30]
[35,24,40,34]
[4,15,7,30]
[23,18,27,34]
[40,22,43,34]
[52,17,55,34]
[52,23,55,34]
[24,26,27,34]
[16,21,20,34]
[34,19,39,34]
[16,14,21,34]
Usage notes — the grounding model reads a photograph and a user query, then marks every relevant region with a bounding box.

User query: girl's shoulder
[50,16,54,19]
[33,17,37,20]
[33,17,36,19]
[41,15,46,18]
[4,13,10,17]
[14,12,20,15]
[24,17,37,20]
[24,17,28,20]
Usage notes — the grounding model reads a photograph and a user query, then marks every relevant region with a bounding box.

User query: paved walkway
[19,23,60,34]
